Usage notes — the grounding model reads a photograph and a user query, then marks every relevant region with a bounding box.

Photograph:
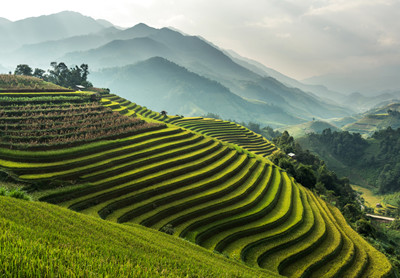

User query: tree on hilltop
[13,62,93,89]
[14,64,33,76]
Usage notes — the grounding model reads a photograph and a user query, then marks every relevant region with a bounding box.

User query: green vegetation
[0,196,279,278]
[277,120,340,139]
[0,90,395,277]
[299,127,400,194]
[343,103,400,137]
[0,186,31,200]
[13,62,93,88]
[272,131,355,208]
[0,74,69,91]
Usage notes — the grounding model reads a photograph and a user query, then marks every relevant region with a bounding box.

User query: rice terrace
[0,75,394,277]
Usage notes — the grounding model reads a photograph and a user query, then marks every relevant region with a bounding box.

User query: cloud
[246,15,293,29]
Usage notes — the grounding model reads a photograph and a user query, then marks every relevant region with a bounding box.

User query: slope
[0,196,280,278]
[0,90,393,277]
[343,102,400,137]
[277,120,340,139]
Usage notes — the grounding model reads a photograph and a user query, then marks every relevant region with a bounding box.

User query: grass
[0,196,281,278]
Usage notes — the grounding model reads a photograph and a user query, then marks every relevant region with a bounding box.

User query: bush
[0,187,7,196]
[161,224,175,235]
[0,187,31,201]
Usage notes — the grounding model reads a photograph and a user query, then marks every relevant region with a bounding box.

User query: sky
[1,0,399,80]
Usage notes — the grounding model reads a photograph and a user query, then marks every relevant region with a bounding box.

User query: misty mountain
[64,37,175,69]
[342,92,400,112]
[91,57,303,127]
[63,25,351,121]
[0,11,113,51]
[0,11,352,126]
[303,64,400,96]
[4,23,159,69]
[224,49,347,105]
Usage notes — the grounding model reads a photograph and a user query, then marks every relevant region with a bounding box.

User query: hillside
[0,196,278,277]
[277,120,340,138]
[343,102,400,137]
[0,74,71,91]
[297,127,400,194]
[0,90,393,277]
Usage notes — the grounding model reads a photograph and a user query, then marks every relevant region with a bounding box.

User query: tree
[33,68,46,79]
[295,164,316,189]
[14,64,33,76]
[47,62,92,88]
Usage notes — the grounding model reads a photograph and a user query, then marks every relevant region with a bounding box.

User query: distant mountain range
[0,11,355,127]
[303,64,400,97]
[0,11,112,51]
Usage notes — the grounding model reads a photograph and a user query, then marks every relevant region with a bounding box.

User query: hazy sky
[1,0,399,79]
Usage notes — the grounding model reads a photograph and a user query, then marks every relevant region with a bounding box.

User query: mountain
[303,64,400,96]
[343,102,400,137]
[63,26,351,122]
[0,11,352,126]
[0,11,113,51]
[341,92,400,112]
[277,120,340,138]
[91,57,302,127]
[224,49,348,105]
[4,23,158,69]
[65,37,175,69]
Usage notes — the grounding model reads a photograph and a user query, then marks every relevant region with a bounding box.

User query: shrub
[0,187,7,196]
[161,224,175,235]
[7,188,32,201]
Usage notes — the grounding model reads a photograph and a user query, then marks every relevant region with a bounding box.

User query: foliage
[261,126,282,140]
[303,127,400,193]
[309,128,368,163]
[272,131,356,208]
[202,112,222,119]
[47,62,93,88]
[12,62,93,89]
[14,64,33,76]
[0,186,31,200]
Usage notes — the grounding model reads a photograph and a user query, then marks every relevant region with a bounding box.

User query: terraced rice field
[0,92,394,277]
[100,93,278,158]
